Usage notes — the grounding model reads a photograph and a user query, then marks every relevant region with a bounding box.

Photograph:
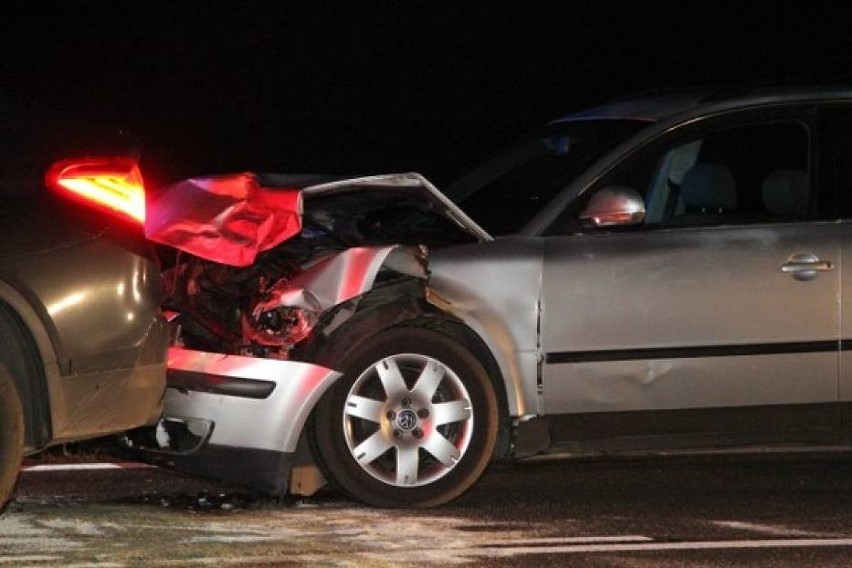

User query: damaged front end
[126,171,486,494]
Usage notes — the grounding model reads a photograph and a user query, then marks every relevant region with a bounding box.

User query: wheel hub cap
[342,353,475,487]
[395,408,419,431]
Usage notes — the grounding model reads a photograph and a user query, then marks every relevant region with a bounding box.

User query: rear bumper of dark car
[49,316,169,445]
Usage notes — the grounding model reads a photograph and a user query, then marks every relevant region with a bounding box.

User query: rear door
[539,107,841,443]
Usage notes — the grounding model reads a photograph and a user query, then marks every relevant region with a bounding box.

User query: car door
[539,108,841,444]
[819,105,852,428]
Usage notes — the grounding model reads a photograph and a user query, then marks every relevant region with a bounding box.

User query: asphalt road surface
[2,450,851,566]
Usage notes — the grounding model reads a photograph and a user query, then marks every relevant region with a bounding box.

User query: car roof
[550,85,852,124]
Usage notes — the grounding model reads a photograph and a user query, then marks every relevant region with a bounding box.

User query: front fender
[294,277,431,368]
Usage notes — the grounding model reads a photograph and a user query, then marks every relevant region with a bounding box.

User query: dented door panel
[541,223,840,433]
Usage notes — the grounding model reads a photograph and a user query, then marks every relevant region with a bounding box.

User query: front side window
[550,118,811,234]
[446,120,649,235]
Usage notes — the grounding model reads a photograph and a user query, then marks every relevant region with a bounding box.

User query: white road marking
[186,535,283,544]
[481,535,653,545]
[711,520,822,537]
[20,462,152,472]
[59,563,124,568]
[4,497,851,564]
[0,557,62,564]
[469,538,852,557]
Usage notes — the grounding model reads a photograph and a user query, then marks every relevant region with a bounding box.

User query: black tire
[0,365,23,513]
[311,327,498,507]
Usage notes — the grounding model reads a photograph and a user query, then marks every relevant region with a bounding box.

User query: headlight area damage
[125,172,488,495]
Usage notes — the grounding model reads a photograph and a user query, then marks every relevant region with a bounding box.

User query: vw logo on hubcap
[396,409,418,431]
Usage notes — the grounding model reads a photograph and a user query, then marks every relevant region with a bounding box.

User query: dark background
[2,2,850,188]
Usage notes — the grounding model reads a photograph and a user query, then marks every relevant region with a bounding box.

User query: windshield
[445,119,650,235]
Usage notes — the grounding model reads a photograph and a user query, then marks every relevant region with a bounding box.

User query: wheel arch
[0,280,60,451]
[293,277,513,458]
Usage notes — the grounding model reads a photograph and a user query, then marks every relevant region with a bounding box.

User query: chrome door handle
[781,261,833,272]
[781,253,834,281]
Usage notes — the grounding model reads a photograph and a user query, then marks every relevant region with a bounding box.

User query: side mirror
[578,186,646,228]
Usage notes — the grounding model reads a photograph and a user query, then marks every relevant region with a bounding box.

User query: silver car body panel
[256,244,426,315]
[840,222,852,406]
[551,88,852,123]
[428,223,841,419]
[144,172,303,267]
[304,172,492,243]
[551,92,705,122]
[164,347,340,452]
[427,238,545,417]
[146,172,489,268]
[541,223,840,414]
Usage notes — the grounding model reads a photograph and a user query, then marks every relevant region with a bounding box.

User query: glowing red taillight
[46,158,146,224]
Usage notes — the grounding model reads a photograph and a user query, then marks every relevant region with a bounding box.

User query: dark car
[0,98,169,510]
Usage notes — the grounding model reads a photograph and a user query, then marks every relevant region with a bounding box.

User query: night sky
[3,2,851,188]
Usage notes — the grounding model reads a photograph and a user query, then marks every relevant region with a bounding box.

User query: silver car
[132,87,852,507]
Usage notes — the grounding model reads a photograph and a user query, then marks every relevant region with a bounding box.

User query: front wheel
[311,327,498,507]
[0,366,23,512]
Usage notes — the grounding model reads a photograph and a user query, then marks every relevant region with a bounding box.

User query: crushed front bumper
[132,347,340,494]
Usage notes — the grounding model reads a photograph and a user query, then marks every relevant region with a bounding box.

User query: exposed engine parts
[164,244,430,360]
[148,172,473,361]
[164,252,311,359]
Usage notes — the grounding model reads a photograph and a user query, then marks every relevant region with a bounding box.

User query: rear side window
[820,107,852,218]
[661,122,810,226]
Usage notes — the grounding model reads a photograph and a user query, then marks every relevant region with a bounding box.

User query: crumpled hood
[145,172,490,266]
